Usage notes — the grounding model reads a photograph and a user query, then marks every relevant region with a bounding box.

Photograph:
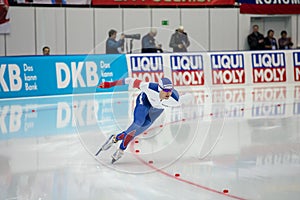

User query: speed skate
[95,135,124,164]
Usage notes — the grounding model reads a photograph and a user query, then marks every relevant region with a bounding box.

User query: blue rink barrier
[1,50,300,99]
[0,54,128,98]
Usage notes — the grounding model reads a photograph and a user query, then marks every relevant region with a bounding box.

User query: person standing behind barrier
[42,46,50,55]
[278,30,293,50]
[141,28,163,53]
[105,29,125,54]
[247,25,265,50]
[264,29,278,50]
[169,26,190,52]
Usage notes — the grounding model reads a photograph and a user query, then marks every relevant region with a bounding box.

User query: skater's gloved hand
[98,79,125,88]
[98,82,112,88]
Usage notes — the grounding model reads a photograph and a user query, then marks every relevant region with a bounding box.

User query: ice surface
[0,85,300,200]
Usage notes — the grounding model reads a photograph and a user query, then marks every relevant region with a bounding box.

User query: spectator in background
[169,26,190,52]
[141,28,163,53]
[247,24,265,50]
[42,46,50,55]
[264,29,278,50]
[106,29,125,54]
[278,30,293,50]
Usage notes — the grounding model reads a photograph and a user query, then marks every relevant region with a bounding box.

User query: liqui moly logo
[211,54,245,84]
[170,55,204,86]
[293,52,300,81]
[252,53,286,83]
[129,55,164,82]
[252,87,286,117]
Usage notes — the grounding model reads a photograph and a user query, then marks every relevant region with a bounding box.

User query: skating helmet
[159,77,173,92]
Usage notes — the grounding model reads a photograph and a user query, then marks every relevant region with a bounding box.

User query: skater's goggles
[162,88,173,93]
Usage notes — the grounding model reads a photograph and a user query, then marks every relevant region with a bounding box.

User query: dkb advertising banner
[0,54,128,98]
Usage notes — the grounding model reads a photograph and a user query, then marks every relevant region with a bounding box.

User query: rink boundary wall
[0,50,300,99]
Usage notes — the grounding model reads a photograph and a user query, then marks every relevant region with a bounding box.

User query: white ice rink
[1,84,300,200]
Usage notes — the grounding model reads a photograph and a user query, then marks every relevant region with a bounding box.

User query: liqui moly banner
[127,55,164,82]
[252,52,286,83]
[211,53,245,85]
[92,0,235,6]
[170,54,204,86]
[293,52,300,82]
[239,0,300,14]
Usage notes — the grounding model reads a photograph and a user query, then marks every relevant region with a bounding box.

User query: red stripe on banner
[240,4,300,14]
[92,0,235,6]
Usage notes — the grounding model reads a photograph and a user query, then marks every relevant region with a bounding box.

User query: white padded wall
[123,8,151,54]
[210,8,239,51]
[94,8,122,54]
[152,9,180,53]
[291,15,299,48]
[181,8,209,52]
[0,35,4,56]
[66,8,94,54]
[6,7,35,56]
[239,14,251,50]
[36,7,66,55]
[263,17,290,40]
[297,15,300,48]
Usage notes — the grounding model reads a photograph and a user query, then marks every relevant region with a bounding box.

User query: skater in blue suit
[96,77,184,163]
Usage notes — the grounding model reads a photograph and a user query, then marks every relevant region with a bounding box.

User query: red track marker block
[148,160,153,164]
[32,110,35,112]
[134,140,139,144]
[135,150,140,153]
[223,189,229,194]
[175,173,180,177]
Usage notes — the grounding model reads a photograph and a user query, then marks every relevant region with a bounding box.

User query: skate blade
[111,158,117,164]
[95,148,102,156]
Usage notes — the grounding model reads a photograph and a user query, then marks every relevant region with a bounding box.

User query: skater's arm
[98,78,143,89]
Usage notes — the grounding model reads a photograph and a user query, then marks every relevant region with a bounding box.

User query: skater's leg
[117,93,151,150]
[133,108,164,137]
[119,108,164,150]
